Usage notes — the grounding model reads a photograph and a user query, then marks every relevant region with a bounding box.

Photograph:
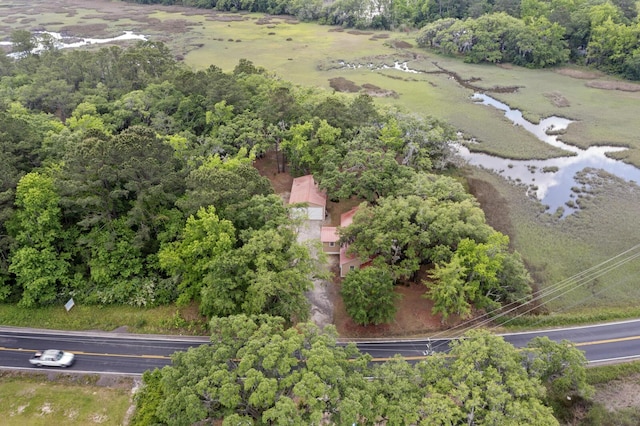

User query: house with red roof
[320,226,340,254]
[288,175,327,221]
[337,207,365,277]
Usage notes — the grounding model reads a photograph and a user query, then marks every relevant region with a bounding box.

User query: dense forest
[0,38,532,324]
[122,0,640,79]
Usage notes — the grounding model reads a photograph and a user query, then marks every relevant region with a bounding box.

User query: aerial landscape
[1,0,640,424]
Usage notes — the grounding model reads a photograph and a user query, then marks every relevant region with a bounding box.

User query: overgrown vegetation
[0,372,132,426]
[0,303,208,334]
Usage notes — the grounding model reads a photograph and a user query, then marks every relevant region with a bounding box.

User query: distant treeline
[121,0,640,79]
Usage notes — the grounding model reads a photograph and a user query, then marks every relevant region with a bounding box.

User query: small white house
[288,175,326,221]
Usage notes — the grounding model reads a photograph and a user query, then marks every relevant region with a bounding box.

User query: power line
[420,243,640,351]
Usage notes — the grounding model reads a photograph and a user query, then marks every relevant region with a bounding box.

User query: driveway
[296,219,334,329]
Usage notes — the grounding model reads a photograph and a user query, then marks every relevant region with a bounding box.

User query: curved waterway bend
[336,60,640,216]
[0,31,147,58]
[458,94,640,216]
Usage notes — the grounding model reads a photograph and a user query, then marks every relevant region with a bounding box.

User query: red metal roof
[288,175,326,208]
[340,207,358,228]
[339,245,357,264]
[321,226,339,243]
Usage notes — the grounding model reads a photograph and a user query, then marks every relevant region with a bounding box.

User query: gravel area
[295,219,334,329]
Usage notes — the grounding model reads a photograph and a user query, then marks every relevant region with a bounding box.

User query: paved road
[0,328,207,375]
[2,319,640,375]
[355,319,640,365]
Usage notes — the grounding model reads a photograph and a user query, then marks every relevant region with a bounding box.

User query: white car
[29,350,75,368]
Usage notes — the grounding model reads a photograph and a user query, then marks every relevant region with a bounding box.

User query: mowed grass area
[0,373,132,426]
[1,0,639,318]
[0,303,208,334]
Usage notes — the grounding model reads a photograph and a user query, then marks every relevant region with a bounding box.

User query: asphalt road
[0,328,207,375]
[2,319,640,375]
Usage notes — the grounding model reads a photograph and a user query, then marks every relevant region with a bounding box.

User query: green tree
[60,125,183,256]
[201,226,322,321]
[339,194,493,281]
[136,315,372,425]
[10,30,36,56]
[340,264,400,325]
[177,152,272,218]
[432,329,558,425]
[525,336,594,401]
[7,172,71,307]
[325,147,415,202]
[427,232,532,321]
[426,255,474,321]
[158,205,237,306]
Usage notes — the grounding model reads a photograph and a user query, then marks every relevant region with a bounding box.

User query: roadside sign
[64,298,75,312]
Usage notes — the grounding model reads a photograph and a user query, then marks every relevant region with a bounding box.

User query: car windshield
[56,352,63,360]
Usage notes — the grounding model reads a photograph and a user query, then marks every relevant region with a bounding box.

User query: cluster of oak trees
[123,0,640,79]
[132,314,593,425]
[1,38,532,324]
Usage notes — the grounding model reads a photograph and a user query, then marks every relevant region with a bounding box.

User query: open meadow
[1,0,639,321]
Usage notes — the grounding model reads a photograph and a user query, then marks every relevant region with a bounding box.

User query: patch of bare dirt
[593,374,640,411]
[585,80,640,92]
[555,68,604,79]
[253,151,293,201]
[390,40,413,49]
[329,76,361,93]
[361,83,399,98]
[332,276,446,339]
[329,77,399,98]
[544,91,570,107]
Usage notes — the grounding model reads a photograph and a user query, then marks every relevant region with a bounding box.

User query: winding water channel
[459,94,640,216]
[339,60,640,216]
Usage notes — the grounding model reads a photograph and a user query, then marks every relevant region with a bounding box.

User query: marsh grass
[0,373,131,426]
[468,165,640,314]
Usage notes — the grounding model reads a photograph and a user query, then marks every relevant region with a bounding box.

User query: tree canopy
[133,317,588,425]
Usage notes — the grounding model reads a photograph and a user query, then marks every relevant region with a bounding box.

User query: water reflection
[459,94,640,216]
[336,60,640,216]
[1,31,147,57]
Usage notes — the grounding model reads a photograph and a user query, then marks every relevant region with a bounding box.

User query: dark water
[457,94,640,216]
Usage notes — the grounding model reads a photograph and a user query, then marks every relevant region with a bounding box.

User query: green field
[0,373,132,426]
[1,0,639,317]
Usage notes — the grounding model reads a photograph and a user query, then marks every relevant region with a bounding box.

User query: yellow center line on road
[0,346,170,359]
[4,334,640,364]
[574,335,640,347]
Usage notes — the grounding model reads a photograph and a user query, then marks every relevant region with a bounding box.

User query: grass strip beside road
[0,303,208,335]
